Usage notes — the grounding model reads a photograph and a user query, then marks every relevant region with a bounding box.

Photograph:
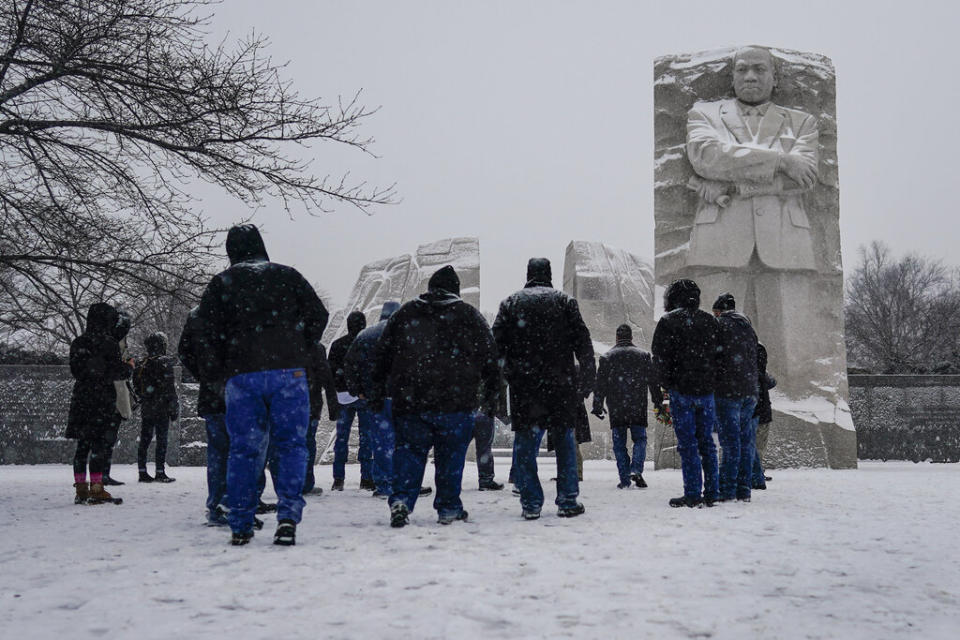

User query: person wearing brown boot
[74,482,89,505]
[88,481,122,505]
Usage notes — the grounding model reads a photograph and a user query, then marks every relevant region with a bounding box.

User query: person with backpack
[135,332,179,483]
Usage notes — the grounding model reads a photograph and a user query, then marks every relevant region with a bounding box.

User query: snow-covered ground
[0,460,957,639]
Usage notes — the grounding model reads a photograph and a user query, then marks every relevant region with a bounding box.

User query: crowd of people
[66,224,776,546]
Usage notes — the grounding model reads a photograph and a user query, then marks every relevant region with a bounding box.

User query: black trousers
[74,435,109,476]
[138,409,170,470]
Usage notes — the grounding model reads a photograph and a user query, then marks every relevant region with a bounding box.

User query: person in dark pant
[712,293,759,502]
[593,324,663,489]
[103,309,133,486]
[195,224,328,546]
[135,332,179,483]
[66,303,132,505]
[752,343,776,490]
[303,344,339,494]
[371,266,499,528]
[651,279,720,508]
[492,258,595,520]
[473,412,502,490]
[327,310,372,491]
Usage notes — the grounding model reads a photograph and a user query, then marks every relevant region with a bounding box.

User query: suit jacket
[685,99,818,271]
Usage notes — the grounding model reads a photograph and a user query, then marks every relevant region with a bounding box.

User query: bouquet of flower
[654,397,672,426]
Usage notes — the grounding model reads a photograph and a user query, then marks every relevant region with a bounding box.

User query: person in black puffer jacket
[492,258,595,520]
[371,266,499,528]
[328,310,373,491]
[66,302,132,505]
[751,343,776,490]
[651,279,720,508]
[593,324,663,489]
[135,332,179,483]
[712,293,759,502]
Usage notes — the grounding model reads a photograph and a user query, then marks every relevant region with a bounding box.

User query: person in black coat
[492,257,595,520]
[328,310,373,490]
[179,307,231,525]
[102,308,133,486]
[303,343,339,494]
[712,293,759,502]
[134,332,180,483]
[195,224,329,545]
[66,302,132,504]
[593,324,663,489]
[751,343,776,490]
[651,279,720,508]
[371,266,499,528]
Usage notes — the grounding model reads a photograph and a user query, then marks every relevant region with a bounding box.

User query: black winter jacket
[714,311,759,399]
[651,287,719,396]
[328,311,366,393]
[344,302,399,401]
[754,343,777,423]
[178,308,225,416]
[65,303,132,440]
[593,342,663,428]
[308,344,339,422]
[195,225,329,380]
[371,291,499,417]
[492,280,595,430]
[135,333,179,419]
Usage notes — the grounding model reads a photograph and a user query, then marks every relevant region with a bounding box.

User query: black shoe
[253,517,264,531]
[372,490,389,499]
[669,495,702,508]
[304,486,324,496]
[206,506,229,527]
[331,478,344,491]
[478,480,504,491]
[138,471,154,483]
[359,478,376,491]
[273,520,296,546]
[765,475,773,482]
[617,481,631,489]
[438,510,468,525]
[511,487,521,496]
[154,471,175,483]
[522,509,541,520]
[736,495,751,503]
[419,486,433,496]
[231,530,254,546]
[703,497,718,508]
[390,503,409,528]
[752,482,767,490]
[631,473,647,489]
[256,501,277,514]
[103,476,125,486]
[557,503,586,518]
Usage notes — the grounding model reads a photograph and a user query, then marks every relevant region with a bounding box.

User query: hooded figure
[134,331,179,482]
[329,311,367,396]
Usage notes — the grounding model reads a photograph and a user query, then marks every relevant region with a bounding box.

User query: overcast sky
[195,0,960,312]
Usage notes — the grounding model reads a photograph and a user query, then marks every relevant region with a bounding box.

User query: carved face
[733,48,775,104]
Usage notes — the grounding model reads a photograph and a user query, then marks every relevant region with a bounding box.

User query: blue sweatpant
[225,368,310,534]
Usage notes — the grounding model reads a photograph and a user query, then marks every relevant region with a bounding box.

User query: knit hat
[712,293,736,312]
[615,324,632,341]
[428,265,460,295]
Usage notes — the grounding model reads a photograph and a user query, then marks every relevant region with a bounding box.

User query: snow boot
[617,481,631,489]
[231,530,254,546]
[522,509,541,521]
[74,482,89,504]
[359,478,376,491]
[631,473,647,488]
[103,476,125,486]
[669,495,702,508]
[438,510,468,525]
[478,480,504,491]
[557,503,586,518]
[390,503,410,528]
[331,478,344,491]
[256,501,277,514]
[88,482,121,504]
[206,506,229,527]
[138,471,155,483]
[274,520,297,546]
[154,471,176,483]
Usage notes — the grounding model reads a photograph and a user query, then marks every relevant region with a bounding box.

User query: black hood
[113,309,131,341]
[428,265,460,296]
[144,332,168,357]
[525,258,552,287]
[226,224,270,265]
[665,279,701,311]
[346,311,367,336]
[758,342,768,373]
[85,302,118,336]
[380,301,401,320]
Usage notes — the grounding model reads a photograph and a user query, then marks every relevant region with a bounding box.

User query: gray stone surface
[653,45,855,469]
[849,375,960,463]
[323,237,481,344]
[562,241,656,349]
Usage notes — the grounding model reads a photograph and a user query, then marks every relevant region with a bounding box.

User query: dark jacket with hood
[492,258,595,430]
[135,332,179,419]
[344,301,400,402]
[308,343,339,422]
[195,225,329,381]
[65,303,132,440]
[178,307,225,416]
[593,340,663,428]
[329,311,367,394]
[651,280,719,396]
[715,310,759,399]
[371,266,500,417]
[754,343,776,423]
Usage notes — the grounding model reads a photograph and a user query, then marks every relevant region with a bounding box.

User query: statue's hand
[697,179,730,205]
[780,153,817,189]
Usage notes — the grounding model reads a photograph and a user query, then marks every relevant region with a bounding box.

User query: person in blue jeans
[492,258,595,520]
[370,266,499,527]
[328,310,372,491]
[651,279,721,508]
[196,224,329,546]
[712,293,759,502]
